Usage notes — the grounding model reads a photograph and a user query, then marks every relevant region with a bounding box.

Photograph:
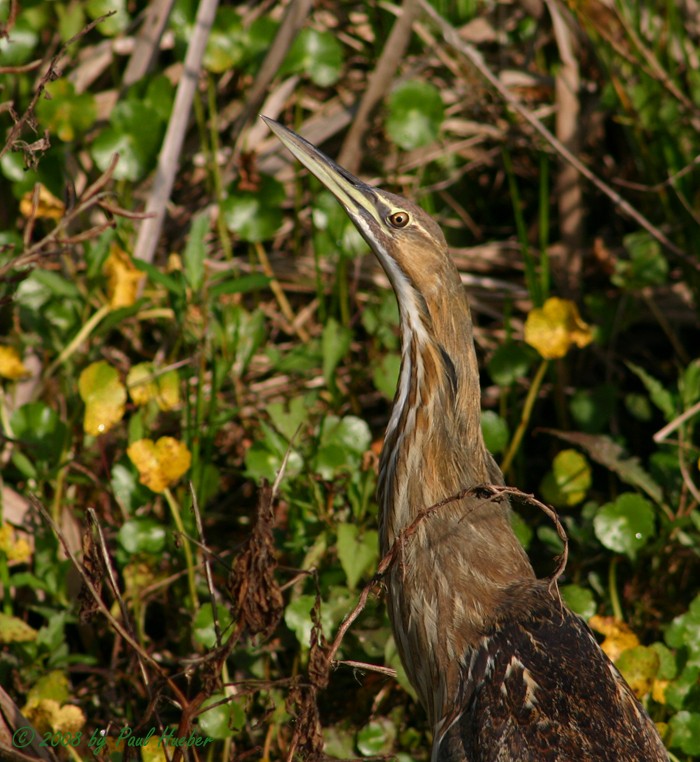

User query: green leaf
[192,605,232,648]
[27,671,69,704]
[612,231,668,290]
[204,8,245,72]
[488,342,536,387]
[198,694,245,739]
[117,518,167,555]
[183,212,209,291]
[481,410,510,455]
[336,523,379,590]
[650,642,677,681]
[615,645,660,698]
[244,422,303,482]
[36,80,96,142]
[681,359,700,409]
[284,595,332,648]
[56,3,86,42]
[356,718,396,756]
[267,397,309,442]
[0,612,37,643]
[539,449,591,507]
[560,584,596,619]
[111,462,152,514]
[283,28,343,86]
[510,511,533,550]
[669,711,700,755]
[542,430,664,505]
[313,190,368,258]
[373,353,401,399]
[665,594,700,666]
[92,102,164,181]
[322,318,352,390]
[0,19,38,65]
[627,362,676,421]
[593,493,655,560]
[132,258,186,297]
[569,384,616,433]
[386,80,445,150]
[209,273,271,298]
[222,175,285,242]
[314,416,372,479]
[86,0,129,36]
[11,402,69,465]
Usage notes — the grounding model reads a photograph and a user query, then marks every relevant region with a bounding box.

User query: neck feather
[378,264,494,551]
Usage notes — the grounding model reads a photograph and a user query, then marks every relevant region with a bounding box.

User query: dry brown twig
[0,153,126,277]
[0,12,116,165]
[417,0,695,269]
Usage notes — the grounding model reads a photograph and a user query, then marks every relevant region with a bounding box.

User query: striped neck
[377,261,491,552]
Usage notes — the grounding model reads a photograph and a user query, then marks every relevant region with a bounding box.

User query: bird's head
[262,117,459,311]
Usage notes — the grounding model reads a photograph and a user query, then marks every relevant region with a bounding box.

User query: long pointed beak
[262,116,382,227]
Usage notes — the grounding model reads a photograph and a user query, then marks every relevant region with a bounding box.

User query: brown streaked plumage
[264,116,668,762]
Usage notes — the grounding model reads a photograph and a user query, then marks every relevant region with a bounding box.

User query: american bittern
[264,117,668,761]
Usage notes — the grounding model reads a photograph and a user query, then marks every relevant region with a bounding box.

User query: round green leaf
[386,80,444,150]
[86,0,129,36]
[481,410,510,454]
[612,231,668,290]
[669,711,700,755]
[593,493,655,560]
[336,523,379,590]
[192,605,233,648]
[284,595,332,649]
[560,584,596,619]
[222,175,285,242]
[488,342,536,387]
[0,20,38,65]
[356,718,396,756]
[283,28,343,86]
[117,518,166,555]
[615,645,660,698]
[198,694,245,740]
[319,415,372,455]
[92,102,164,181]
[540,449,591,507]
[36,80,96,143]
[11,402,68,465]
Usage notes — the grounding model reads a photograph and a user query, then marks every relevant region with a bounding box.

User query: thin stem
[44,303,111,380]
[501,358,549,474]
[608,555,623,621]
[164,487,199,609]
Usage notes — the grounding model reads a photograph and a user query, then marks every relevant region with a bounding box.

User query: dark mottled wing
[437,584,668,762]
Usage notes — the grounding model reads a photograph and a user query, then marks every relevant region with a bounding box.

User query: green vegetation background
[1,0,699,759]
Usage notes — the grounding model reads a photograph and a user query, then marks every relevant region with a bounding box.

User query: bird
[263,116,668,762]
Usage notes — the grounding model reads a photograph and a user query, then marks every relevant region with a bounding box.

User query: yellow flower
[19,184,65,221]
[103,244,144,308]
[78,361,126,436]
[589,615,639,662]
[524,297,593,359]
[0,524,32,564]
[127,364,180,411]
[127,437,192,493]
[0,346,30,380]
[23,699,85,734]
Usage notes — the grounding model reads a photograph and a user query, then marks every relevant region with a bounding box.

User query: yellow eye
[387,211,410,228]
